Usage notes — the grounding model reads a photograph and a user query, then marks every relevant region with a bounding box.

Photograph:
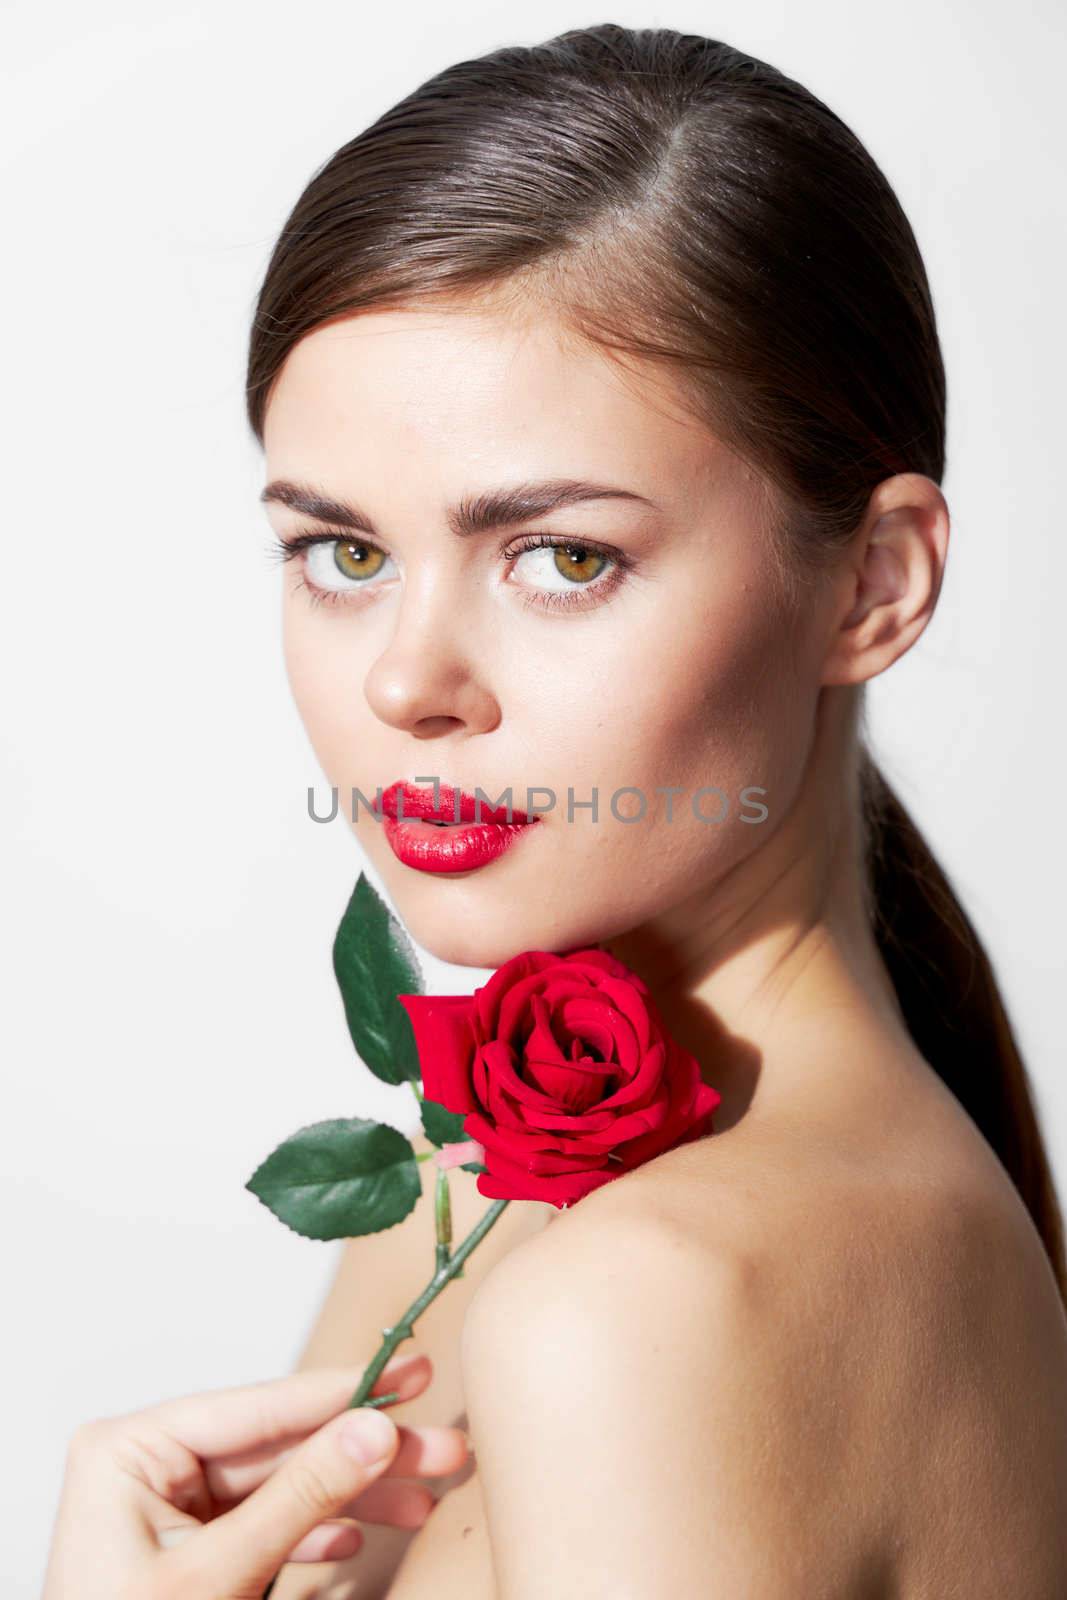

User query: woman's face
[262,300,831,968]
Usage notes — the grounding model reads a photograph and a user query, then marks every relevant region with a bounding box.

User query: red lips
[380,781,532,826]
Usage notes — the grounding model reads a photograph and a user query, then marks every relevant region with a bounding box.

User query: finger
[335,1423,472,1527]
[162,1406,400,1594]
[196,1363,437,1508]
[335,1476,435,1528]
[365,1421,470,1482]
[148,1352,429,1459]
[207,1418,469,1506]
[158,1517,365,1564]
[285,1520,364,1563]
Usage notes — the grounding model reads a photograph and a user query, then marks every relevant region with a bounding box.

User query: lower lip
[382,814,539,874]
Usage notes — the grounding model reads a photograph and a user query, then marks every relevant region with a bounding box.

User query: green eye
[273,526,631,615]
[501,534,628,613]
[300,538,396,593]
[333,541,387,581]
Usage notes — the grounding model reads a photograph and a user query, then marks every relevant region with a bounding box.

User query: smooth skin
[41,1353,469,1599]
[260,288,1067,1597]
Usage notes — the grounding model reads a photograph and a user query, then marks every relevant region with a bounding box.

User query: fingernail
[381,1349,424,1376]
[339,1408,395,1464]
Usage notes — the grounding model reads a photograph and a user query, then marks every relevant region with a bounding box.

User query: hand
[41,1351,470,1600]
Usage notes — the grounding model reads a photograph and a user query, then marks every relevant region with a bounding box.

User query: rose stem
[344,1176,511,1411]
[261,1175,509,1600]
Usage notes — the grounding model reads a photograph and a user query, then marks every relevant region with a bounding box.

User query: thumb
[165,1405,399,1597]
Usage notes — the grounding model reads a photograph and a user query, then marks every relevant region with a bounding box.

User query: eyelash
[265,528,635,614]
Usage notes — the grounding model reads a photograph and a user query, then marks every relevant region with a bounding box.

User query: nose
[363,574,501,739]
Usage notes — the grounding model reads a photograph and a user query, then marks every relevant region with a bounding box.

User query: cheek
[577,585,809,837]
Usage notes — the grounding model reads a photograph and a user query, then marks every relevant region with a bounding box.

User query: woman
[251,21,1067,1596]
[46,22,1067,1599]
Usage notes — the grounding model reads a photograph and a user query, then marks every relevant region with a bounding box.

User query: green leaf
[245,1118,421,1240]
[421,1095,469,1148]
[460,1161,487,1175]
[332,872,424,1086]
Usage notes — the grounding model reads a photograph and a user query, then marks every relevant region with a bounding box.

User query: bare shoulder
[458,1136,886,1594]
[522,1106,1067,1395]
[461,1111,1067,1595]
[466,1104,1042,1328]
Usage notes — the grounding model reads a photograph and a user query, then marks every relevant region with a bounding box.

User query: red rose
[398,948,721,1208]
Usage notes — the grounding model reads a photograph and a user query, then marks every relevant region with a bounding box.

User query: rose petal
[474,1142,619,1208]
[525,993,568,1066]
[473,953,558,1040]
[559,997,640,1078]
[492,968,585,1044]
[585,976,655,1053]
[522,1047,617,1112]
[588,1034,675,1114]
[398,995,478,1112]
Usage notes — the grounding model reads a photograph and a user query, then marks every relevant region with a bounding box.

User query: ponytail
[860,749,1067,1307]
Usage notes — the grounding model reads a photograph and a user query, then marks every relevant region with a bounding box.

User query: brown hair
[245,23,1066,1301]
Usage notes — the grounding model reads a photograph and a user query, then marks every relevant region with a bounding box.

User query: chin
[406,913,547,971]
[370,839,619,969]
[396,892,598,970]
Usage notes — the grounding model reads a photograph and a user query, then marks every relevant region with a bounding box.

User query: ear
[820,472,950,687]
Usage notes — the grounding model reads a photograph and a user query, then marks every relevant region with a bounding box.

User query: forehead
[262,303,724,499]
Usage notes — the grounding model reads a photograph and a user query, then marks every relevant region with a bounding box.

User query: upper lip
[380,781,534,825]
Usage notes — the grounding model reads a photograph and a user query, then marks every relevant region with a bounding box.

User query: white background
[2,1,1064,1591]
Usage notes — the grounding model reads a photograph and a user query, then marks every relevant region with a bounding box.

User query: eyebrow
[259,477,658,538]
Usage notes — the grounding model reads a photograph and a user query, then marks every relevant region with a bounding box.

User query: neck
[601,689,913,1133]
